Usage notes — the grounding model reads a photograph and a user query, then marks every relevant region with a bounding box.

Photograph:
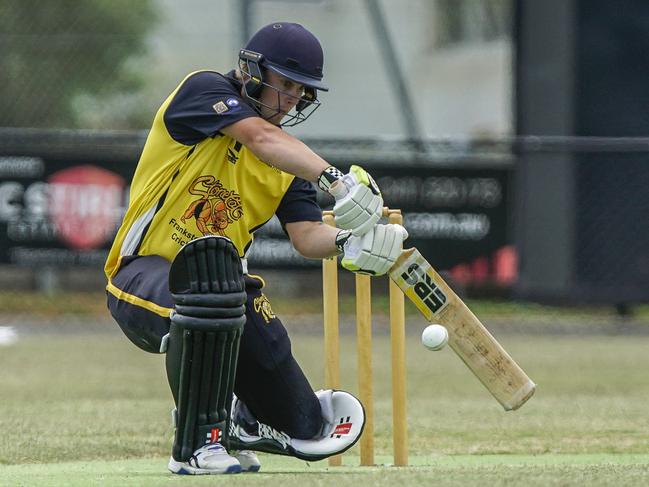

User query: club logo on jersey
[181,176,242,236]
[212,101,229,114]
[253,294,276,323]
[226,98,240,107]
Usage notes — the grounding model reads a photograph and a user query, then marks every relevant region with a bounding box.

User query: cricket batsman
[104,22,407,475]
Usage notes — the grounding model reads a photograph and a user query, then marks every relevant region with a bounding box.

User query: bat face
[396,255,449,318]
[390,248,536,411]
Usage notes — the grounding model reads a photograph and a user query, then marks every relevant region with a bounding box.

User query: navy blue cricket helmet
[238,22,327,126]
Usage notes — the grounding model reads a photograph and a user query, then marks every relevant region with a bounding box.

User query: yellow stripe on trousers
[106,281,173,318]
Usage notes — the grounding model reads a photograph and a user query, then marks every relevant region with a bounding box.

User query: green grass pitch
[1,314,649,486]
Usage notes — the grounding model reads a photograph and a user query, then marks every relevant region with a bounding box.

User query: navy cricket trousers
[106,254,322,439]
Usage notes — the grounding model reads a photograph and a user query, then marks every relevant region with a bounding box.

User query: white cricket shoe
[232,449,261,472]
[168,443,241,475]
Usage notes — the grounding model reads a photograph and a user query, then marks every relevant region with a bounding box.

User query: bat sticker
[400,262,448,315]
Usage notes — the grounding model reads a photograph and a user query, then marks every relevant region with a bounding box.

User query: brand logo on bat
[401,263,447,314]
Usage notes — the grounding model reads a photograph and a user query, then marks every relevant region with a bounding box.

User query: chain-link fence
[0,0,514,137]
[0,0,157,129]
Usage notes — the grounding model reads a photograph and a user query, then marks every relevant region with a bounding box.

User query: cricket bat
[390,248,536,411]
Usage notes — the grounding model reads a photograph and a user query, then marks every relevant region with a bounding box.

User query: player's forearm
[286,221,341,259]
[246,124,330,181]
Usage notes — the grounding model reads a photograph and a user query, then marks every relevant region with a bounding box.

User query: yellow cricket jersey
[105,70,321,280]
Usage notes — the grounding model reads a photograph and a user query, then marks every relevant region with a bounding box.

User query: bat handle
[328,179,348,198]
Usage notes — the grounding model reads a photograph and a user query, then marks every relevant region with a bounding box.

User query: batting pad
[168,236,246,462]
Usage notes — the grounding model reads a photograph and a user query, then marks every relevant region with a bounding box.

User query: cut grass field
[2,290,649,323]
[1,313,649,486]
[3,454,649,487]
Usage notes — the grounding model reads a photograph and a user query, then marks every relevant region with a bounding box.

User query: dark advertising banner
[0,130,513,286]
[249,166,514,286]
[0,155,132,268]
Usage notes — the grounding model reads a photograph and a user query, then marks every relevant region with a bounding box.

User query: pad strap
[170,311,246,331]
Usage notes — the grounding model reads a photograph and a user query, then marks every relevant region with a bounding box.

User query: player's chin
[269,112,288,126]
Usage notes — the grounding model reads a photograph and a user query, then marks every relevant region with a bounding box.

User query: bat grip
[328,179,348,198]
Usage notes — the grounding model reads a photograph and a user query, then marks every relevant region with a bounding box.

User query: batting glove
[340,223,408,276]
[318,165,383,237]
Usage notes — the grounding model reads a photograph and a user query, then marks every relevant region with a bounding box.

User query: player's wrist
[317,166,344,192]
[334,229,352,254]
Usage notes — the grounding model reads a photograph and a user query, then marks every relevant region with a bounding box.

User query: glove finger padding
[373,224,404,275]
[342,223,408,275]
[375,226,398,275]
[333,186,382,236]
[331,165,383,236]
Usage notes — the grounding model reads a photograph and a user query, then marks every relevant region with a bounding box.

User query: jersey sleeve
[164,71,259,146]
[275,177,322,227]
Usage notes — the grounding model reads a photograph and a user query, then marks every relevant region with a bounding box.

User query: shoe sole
[169,462,242,475]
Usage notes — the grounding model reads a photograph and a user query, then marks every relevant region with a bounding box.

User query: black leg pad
[167,236,246,462]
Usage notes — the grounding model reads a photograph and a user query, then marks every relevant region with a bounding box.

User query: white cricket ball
[421,324,448,351]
